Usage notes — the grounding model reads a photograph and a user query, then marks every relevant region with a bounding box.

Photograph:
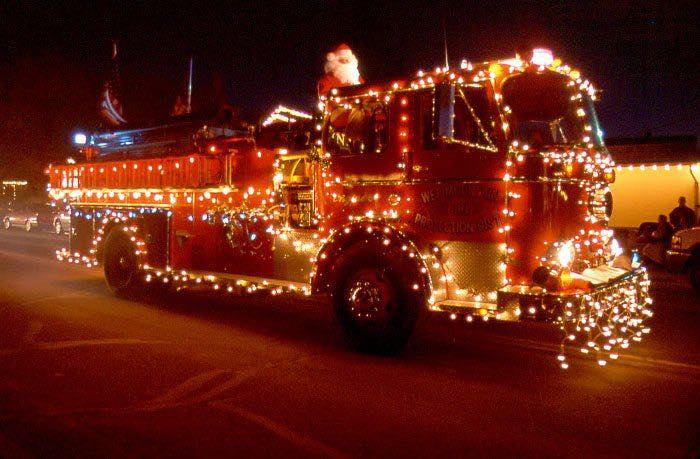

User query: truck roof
[327,51,594,101]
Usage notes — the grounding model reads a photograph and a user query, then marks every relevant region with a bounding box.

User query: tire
[689,258,700,295]
[332,245,424,353]
[103,228,142,297]
[3,218,10,230]
[54,220,63,235]
[24,220,32,232]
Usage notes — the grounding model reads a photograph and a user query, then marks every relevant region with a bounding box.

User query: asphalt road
[0,230,699,458]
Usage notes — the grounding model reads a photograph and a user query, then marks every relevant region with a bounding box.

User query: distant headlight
[671,235,682,249]
[610,238,623,258]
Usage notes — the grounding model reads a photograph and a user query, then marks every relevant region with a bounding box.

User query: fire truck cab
[49,50,651,363]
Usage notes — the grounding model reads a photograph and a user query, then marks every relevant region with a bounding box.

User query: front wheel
[54,220,63,234]
[333,247,424,353]
[103,228,142,297]
[3,218,10,230]
[24,220,32,232]
[689,258,700,295]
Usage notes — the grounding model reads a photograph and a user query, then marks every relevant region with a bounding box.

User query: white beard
[324,53,361,85]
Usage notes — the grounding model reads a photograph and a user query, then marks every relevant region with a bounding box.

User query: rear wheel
[54,220,63,234]
[333,247,423,353]
[3,218,10,230]
[24,220,32,232]
[103,228,142,297]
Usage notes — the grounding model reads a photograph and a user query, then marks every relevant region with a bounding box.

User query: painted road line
[0,338,167,357]
[210,401,350,459]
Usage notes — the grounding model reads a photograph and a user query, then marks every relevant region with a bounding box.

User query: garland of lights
[557,269,652,369]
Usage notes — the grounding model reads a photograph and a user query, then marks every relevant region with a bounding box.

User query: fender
[93,215,128,262]
[92,212,149,267]
[311,219,434,303]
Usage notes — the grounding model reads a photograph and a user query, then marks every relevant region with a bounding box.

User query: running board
[432,300,520,322]
[142,268,312,296]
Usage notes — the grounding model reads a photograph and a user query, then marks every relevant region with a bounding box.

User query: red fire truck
[48,49,652,367]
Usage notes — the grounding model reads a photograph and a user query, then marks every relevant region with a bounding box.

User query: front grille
[438,241,503,298]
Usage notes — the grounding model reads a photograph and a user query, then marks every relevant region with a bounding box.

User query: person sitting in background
[669,196,697,231]
[641,214,674,265]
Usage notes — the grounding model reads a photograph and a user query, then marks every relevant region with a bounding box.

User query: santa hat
[333,43,352,55]
[327,43,355,61]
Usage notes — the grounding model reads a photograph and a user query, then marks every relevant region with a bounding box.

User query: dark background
[0,0,697,182]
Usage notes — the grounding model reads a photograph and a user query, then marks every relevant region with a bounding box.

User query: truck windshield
[583,93,605,147]
[502,71,584,147]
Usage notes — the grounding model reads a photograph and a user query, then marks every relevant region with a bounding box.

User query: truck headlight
[555,242,574,268]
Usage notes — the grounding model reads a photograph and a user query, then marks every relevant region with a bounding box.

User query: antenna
[187,56,194,114]
[442,17,449,69]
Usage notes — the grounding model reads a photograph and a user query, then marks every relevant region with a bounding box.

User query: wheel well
[312,221,431,301]
[102,225,144,296]
[95,221,122,263]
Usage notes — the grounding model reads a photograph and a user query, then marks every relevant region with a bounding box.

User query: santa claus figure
[317,44,364,97]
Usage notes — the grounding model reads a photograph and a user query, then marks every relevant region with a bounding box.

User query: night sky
[1,0,697,182]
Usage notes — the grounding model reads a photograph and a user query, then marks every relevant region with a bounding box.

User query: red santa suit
[317,43,364,97]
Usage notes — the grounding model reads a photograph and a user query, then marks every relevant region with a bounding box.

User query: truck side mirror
[434,83,455,140]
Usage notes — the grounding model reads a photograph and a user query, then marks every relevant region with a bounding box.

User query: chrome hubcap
[345,269,393,323]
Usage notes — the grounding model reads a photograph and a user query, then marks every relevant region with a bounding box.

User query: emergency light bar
[531,48,554,67]
[73,133,87,145]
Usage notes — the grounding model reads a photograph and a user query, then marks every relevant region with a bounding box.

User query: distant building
[607,136,699,228]
[1,179,29,215]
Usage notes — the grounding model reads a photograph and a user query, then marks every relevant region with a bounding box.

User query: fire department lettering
[414,213,500,234]
[412,183,502,235]
[420,184,500,204]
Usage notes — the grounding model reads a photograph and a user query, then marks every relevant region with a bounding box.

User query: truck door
[409,85,508,300]
[323,97,402,183]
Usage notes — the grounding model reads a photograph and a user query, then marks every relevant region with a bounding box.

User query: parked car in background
[667,226,700,294]
[3,203,61,233]
[52,210,70,234]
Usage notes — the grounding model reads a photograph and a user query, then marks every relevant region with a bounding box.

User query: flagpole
[187,56,193,114]
[442,18,449,69]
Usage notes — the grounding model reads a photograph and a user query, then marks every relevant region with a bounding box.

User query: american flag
[170,56,193,117]
[100,41,127,126]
